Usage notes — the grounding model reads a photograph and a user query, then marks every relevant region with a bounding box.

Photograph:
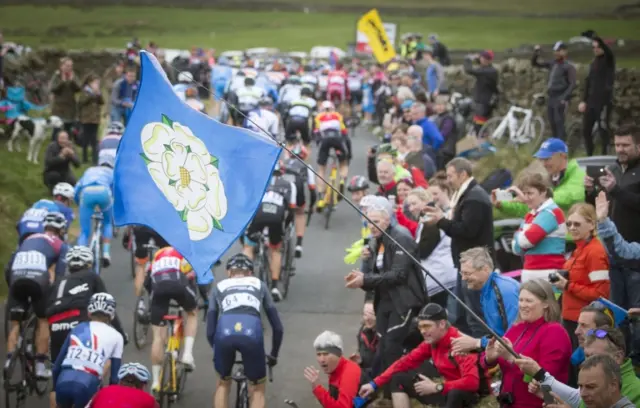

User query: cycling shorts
[350,90,363,105]
[49,309,86,363]
[7,273,49,320]
[244,213,285,248]
[56,369,101,408]
[150,274,198,326]
[214,314,266,384]
[317,134,349,166]
[133,227,169,260]
[285,116,311,144]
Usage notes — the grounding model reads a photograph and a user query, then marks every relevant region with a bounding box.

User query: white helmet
[118,362,151,383]
[178,71,194,83]
[321,100,335,112]
[43,211,67,231]
[87,293,116,320]
[53,182,75,199]
[107,121,125,135]
[65,245,94,270]
[98,150,116,168]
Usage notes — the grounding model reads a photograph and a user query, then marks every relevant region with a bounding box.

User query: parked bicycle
[479,95,546,149]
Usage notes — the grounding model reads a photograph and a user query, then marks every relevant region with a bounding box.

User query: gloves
[266,355,278,367]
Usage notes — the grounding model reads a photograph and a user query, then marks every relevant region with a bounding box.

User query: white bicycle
[479,95,546,147]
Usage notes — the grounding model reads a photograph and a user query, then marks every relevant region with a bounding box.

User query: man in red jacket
[358,303,489,408]
[304,330,362,408]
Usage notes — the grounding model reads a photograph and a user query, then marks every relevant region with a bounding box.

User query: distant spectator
[463,51,499,134]
[423,49,447,97]
[43,130,80,191]
[509,172,567,282]
[49,57,81,141]
[156,50,176,84]
[405,125,437,179]
[578,35,616,156]
[102,59,125,97]
[531,41,577,140]
[78,74,104,165]
[427,34,451,66]
[494,138,585,218]
[110,66,139,125]
[423,158,495,337]
[431,96,457,169]
[410,102,443,151]
[401,72,426,99]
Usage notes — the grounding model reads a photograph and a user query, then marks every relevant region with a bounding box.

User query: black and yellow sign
[357,9,397,64]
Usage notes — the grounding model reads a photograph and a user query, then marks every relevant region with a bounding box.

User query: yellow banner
[357,9,396,64]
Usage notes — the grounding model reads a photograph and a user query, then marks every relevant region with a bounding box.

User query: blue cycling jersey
[27,199,74,232]
[74,167,114,204]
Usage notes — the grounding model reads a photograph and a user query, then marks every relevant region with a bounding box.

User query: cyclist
[131,226,169,317]
[278,75,302,118]
[173,71,194,101]
[242,161,296,301]
[5,212,69,379]
[148,246,199,392]
[235,77,265,125]
[347,70,364,113]
[327,63,349,109]
[53,293,124,408]
[26,182,76,231]
[87,362,158,408]
[317,67,330,100]
[300,66,319,94]
[207,253,283,408]
[185,87,206,113]
[48,245,127,408]
[244,96,279,139]
[74,150,115,266]
[282,146,317,258]
[313,101,350,212]
[285,87,317,148]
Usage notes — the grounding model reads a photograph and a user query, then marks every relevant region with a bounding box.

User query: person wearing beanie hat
[305,331,362,408]
[358,303,491,407]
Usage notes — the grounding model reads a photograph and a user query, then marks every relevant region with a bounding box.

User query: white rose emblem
[140,115,227,241]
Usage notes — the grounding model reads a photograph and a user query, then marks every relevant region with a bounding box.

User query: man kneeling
[359,303,490,408]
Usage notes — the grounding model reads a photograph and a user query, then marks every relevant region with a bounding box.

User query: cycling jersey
[150,247,193,280]
[236,86,265,112]
[16,207,49,244]
[172,83,191,101]
[244,108,279,139]
[53,321,124,407]
[318,75,329,92]
[227,75,246,94]
[75,166,114,247]
[288,97,317,119]
[301,74,318,88]
[278,84,302,105]
[347,74,363,92]
[206,276,284,383]
[282,157,316,208]
[32,198,74,227]
[87,385,159,408]
[327,70,348,102]
[314,112,347,136]
[245,178,297,248]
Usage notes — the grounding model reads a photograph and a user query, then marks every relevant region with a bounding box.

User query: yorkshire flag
[113,51,281,283]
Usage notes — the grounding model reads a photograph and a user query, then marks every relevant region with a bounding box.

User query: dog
[7,115,64,164]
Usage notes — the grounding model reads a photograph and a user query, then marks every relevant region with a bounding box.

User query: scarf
[448,177,474,219]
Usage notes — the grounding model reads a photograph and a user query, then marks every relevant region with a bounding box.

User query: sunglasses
[566,221,583,228]
[585,328,623,350]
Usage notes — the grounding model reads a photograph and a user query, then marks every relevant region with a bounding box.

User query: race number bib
[288,105,309,118]
[12,250,47,272]
[22,208,48,223]
[348,78,362,91]
[152,256,181,275]
[282,173,297,184]
[221,293,261,312]
[65,346,106,369]
[262,191,284,206]
[329,76,345,85]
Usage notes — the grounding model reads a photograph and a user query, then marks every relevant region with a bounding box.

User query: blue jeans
[78,185,113,246]
[55,369,101,408]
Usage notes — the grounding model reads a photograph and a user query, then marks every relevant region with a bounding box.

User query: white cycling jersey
[288,97,317,118]
[246,109,279,139]
[236,86,265,111]
[318,76,329,91]
[301,74,318,87]
[60,321,123,378]
[279,84,302,104]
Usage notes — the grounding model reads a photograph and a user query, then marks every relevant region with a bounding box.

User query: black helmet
[347,175,369,192]
[226,253,254,272]
[301,87,313,97]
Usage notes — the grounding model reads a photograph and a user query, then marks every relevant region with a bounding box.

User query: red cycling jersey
[327,70,349,103]
[87,385,159,408]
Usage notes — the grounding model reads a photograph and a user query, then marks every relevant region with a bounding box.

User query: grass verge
[1,6,639,51]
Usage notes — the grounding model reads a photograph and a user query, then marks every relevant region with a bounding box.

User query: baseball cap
[401,99,415,110]
[534,138,568,159]
[553,41,567,51]
[480,50,494,60]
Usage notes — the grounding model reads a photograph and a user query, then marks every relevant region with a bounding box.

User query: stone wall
[4,48,639,126]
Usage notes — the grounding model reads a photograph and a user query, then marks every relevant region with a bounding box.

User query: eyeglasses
[566,221,583,228]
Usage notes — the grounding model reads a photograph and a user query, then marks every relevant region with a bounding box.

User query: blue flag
[113,51,282,283]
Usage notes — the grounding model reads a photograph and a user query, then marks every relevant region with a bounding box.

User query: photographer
[463,51,498,134]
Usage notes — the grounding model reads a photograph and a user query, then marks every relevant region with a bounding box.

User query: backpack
[481,169,512,194]
[448,352,491,396]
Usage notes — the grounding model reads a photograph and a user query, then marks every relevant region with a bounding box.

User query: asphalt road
[3,125,374,408]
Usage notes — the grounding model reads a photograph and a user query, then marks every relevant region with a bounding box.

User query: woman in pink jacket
[482,279,572,407]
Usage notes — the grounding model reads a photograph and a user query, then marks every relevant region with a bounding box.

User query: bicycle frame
[492,106,534,144]
[89,212,104,275]
[160,307,184,396]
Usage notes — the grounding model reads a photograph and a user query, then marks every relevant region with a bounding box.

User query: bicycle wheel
[133,293,151,350]
[24,316,48,396]
[261,248,272,289]
[523,116,546,153]
[159,353,175,408]
[566,121,583,155]
[3,352,27,408]
[235,381,249,408]
[280,233,292,300]
[129,229,137,279]
[478,116,503,140]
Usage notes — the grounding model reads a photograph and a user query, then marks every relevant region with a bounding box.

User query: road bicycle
[250,228,272,289]
[232,357,273,408]
[3,308,49,408]
[125,226,137,279]
[345,115,361,139]
[321,151,343,230]
[88,212,104,275]
[479,96,545,148]
[156,301,189,407]
[133,238,158,350]
[279,221,295,299]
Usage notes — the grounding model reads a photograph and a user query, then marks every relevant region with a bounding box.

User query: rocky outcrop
[443,59,639,125]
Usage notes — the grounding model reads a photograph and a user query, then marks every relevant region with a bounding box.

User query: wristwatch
[435,384,444,393]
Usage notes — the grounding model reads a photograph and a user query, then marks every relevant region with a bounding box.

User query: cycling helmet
[66,245,94,270]
[52,182,75,200]
[288,75,301,85]
[300,87,313,97]
[226,253,254,272]
[87,292,117,320]
[107,121,125,135]
[177,71,194,83]
[347,176,370,192]
[43,211,67,231]
[98,149,116,168]
[320,101,335,112]
[118,362,151,383]
[258,96,273,106]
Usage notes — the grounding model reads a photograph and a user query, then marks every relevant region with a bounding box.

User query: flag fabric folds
[113,51,282,283]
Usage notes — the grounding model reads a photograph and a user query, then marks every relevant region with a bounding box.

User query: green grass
[1,6,639,52]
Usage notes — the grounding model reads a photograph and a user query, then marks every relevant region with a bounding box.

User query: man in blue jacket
[450,246,520,354]
[410,101,443,151]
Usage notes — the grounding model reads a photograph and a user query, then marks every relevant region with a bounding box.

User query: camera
[548,270,569,283]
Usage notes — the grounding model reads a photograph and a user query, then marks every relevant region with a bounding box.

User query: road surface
[3,125,375,408]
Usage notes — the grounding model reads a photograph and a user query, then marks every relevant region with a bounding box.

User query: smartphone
[586,165,606,183]
[541,385,555,405]
[495,189,514,202]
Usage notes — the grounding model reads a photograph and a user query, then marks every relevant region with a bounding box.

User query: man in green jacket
[493,138,585,217]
